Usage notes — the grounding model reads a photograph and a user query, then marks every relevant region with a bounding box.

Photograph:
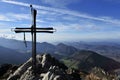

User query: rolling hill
[62,50,120,72]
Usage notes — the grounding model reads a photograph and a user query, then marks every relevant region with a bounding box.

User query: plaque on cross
[12,5,56,75]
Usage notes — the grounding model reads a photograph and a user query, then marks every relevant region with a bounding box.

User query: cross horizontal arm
[12,28,56,33]
[14,30,54,33]
[15,27,54,30]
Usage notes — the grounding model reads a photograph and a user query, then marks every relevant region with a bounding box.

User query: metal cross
[12,5,55,75]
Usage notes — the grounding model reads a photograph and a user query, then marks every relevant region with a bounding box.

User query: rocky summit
[6,54,73,80]
[0,54,119,80]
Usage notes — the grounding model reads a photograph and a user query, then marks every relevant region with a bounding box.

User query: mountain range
[65,41,120,62]
[0,38,78,55]
[0,38,120,73]
[1,38,120,60]
[0,38,79,64]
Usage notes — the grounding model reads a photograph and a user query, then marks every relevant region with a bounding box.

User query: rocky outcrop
[7,54,69,80]
[0,64,19,79]
[85,67,118,80]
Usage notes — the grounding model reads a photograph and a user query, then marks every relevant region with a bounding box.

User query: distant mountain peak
[41,42,51,45]
[57,43,67,46]
[56,43,79,55]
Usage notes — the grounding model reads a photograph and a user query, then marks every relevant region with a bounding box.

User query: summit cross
[12,5,55,75]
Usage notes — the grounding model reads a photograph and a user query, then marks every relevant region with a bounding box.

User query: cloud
[9,13,30,20]
[41,0,79,8]
[51,22,101,33]
[1,0,120,25]
[62,16,78,21]
[1,0,29,7]
[36,19,45,23]
[7,13,30,21]
[0,13,48,24]
[0,29,10,33]
[0,13,30,22]
[0,15,13,21]
[1,0,119,32]
[1,0,120,42]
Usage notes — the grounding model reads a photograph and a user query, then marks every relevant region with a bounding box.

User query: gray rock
[7,54,69,80]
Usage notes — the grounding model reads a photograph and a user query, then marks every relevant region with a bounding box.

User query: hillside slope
[0,46,29,64]
[62,50,120,72]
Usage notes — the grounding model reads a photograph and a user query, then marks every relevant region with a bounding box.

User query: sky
[0,0,120,42]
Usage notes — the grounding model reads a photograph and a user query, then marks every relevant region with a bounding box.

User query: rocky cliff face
[7,54,71,80]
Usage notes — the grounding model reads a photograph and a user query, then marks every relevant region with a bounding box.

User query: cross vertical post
[31,5,37,75]
[12,5,56,75]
